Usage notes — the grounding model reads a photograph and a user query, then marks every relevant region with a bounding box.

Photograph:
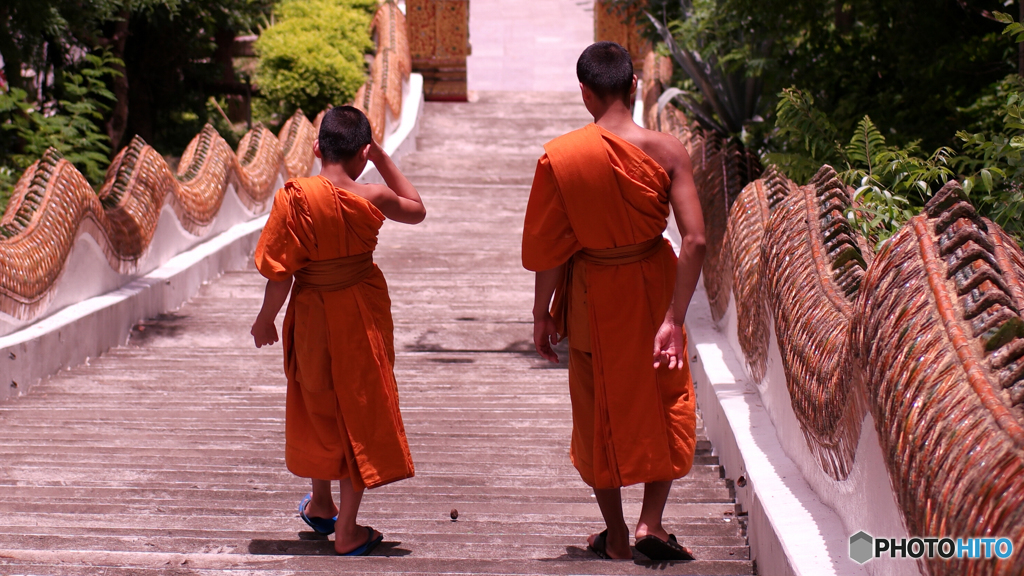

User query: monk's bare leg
[590,488,631,559]
[304,479,339,519]
[635,480,672,541]
[334,478,381,554]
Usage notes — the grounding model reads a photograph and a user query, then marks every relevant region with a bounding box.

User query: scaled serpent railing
[761,165,871,481]
[0,113,303,320]
[653,81,1024,572]
[851,182,1024,576]
[0,1,410,326]
[357,0,412,144]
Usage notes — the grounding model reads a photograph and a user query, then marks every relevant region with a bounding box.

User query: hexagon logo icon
[850,531,874,564]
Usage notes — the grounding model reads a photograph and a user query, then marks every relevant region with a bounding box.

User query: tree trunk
[105,14,131,152]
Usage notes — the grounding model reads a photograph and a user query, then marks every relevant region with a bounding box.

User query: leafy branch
[767,88,954,248]
[0,50,122,186]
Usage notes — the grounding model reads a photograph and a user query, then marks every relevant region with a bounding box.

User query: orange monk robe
[522,124,697,489]
[255,175,414,489]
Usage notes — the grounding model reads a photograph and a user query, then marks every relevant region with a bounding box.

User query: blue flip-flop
[337,526,384,556]
[298,493,337,535]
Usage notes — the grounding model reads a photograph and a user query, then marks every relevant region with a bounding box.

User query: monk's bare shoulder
[638,127,690,179]
[341,182,389,205]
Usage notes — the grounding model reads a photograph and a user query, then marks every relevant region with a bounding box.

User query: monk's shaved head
[577,42,633,104]
[318,106,372,163]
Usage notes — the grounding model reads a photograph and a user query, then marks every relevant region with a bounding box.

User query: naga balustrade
[646,48,1024,574]
[0,1,410,327]
[852,182,1024,576]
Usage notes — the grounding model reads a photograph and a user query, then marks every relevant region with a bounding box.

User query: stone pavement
[0,93,753,575]
[468,0,594,92]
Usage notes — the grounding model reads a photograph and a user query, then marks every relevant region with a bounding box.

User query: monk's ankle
[602,526,631,559]
[305,497,338,519]
[635,521,669,542]
[334,524,371,553]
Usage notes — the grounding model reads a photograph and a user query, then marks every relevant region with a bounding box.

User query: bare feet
[335,524,381,555]
[589,530,631,560]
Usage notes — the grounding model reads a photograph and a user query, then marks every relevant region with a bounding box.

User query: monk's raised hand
[653,318,685,370]
[533,311,560,363]
[251,315,279,349]
[367,137,387,164]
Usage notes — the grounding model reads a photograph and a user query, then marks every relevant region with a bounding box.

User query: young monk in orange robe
[523,42,706,561]
[250,106,425,556]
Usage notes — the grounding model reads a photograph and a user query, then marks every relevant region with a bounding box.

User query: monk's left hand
[653,319,685,370]
[533,311,560,363]
[251,315,279,348]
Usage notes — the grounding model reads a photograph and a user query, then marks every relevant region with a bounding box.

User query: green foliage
[121,0,277,152]
[950,12,1024,246]
[767,88,955,248]
[206,97,245,150]
[1,0,277,155]
[767,88,845,179]
[639,0,1012,152]
[254,0,376,123]
[959,73,1024,135]
[995,11,1024,43]
[0,51,122,212]
[0,0,181,94]
[646,0,765,138]
[957,91,1024,244]
[0,166,16,215]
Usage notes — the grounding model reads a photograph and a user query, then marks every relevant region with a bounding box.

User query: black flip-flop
[587,529,611,559]
[336,526,383,556]
[635,534,695,561]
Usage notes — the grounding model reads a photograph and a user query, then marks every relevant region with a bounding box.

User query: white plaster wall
[721,295,920,576]
[686,292,862,576]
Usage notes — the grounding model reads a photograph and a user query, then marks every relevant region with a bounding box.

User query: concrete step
[0,554,755,576]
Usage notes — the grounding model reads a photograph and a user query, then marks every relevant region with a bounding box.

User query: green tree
[0,51,122,212]
[254,0,376,123]
[635,0,1012,152]
[0,0,276,154]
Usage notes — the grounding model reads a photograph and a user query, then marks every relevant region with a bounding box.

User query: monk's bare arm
[666,141,706,324]
[532,265,565,363]
[367,140,426,224]
[252,277,292,348]
[653,137,705,369]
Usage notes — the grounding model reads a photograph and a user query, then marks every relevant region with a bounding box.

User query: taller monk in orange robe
[522,42,706,561]
[250,106,426,556]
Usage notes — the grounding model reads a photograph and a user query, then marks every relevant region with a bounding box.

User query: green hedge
[254,0,377,122]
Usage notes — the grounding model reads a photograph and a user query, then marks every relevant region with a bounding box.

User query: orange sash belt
[294,252,375,292]
[554,237,666,341]
[577,236,665,266]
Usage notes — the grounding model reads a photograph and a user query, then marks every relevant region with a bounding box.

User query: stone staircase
[0,92,754,575]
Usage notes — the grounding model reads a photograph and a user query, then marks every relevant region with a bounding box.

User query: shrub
[957,88,1024,245]
[254,0,376,123]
